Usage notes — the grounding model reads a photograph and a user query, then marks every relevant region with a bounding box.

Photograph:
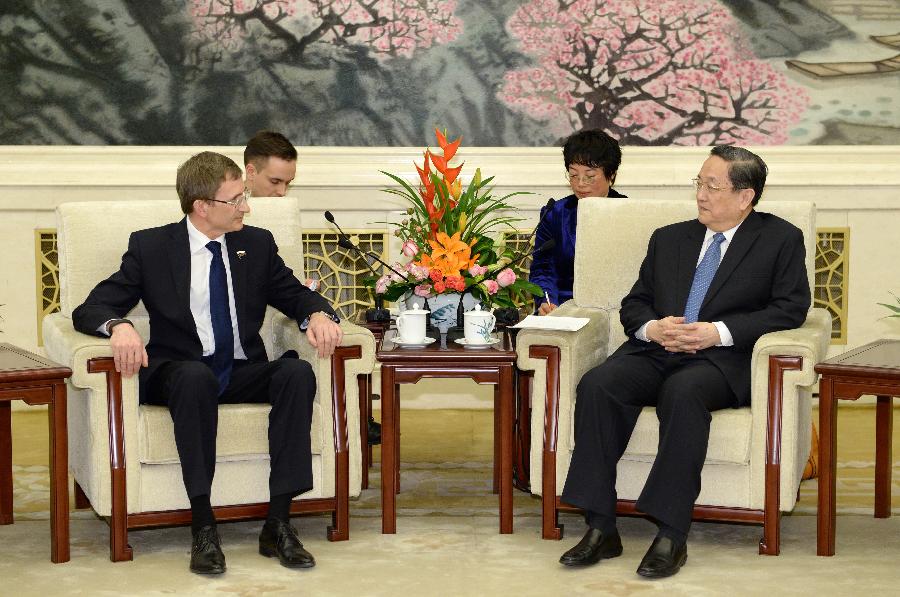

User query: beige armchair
[516,199,831,555]
[42,198,375,561]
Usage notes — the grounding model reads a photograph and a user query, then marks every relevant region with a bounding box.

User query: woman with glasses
[531,129,626,314]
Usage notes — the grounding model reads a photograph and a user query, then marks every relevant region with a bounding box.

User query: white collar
[186,216,226,255]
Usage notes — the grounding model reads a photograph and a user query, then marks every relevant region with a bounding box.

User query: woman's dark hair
[562,129,622,180]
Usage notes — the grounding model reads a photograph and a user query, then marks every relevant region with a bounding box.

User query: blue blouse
[530,189,627,308]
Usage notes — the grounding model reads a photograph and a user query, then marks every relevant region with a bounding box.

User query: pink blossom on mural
[498,0,808,146]
[191,0,462,59]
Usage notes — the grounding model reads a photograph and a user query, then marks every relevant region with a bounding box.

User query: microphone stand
[328,214,390,323]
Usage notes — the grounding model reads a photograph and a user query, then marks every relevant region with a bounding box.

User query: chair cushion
[138,402,324,465]
[621,406,752,465]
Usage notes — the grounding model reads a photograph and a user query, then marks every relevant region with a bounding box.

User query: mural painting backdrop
[1,0,898,146]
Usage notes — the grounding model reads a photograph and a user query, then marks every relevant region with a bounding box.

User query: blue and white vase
[401,292,478,334]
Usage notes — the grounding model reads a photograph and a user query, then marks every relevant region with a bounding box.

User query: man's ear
[192,199,209,218]
[245,162,257,179]
[737,188,755,210]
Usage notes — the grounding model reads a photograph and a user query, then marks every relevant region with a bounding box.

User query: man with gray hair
[558,146,810,578]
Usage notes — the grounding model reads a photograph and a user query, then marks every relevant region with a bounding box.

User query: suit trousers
[561,348,735,535]
[142,357,317,500]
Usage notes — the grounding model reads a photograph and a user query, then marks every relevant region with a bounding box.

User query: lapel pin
[236,250,246,259]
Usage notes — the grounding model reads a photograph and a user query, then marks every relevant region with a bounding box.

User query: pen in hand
[544,291,551,305]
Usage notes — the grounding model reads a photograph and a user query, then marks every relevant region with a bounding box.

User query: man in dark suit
[73,151,343,575]
[558,146,811,578]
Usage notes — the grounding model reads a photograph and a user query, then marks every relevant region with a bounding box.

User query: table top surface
[376,329,517,364]
[816,339,900,376]
[0,342,72,383]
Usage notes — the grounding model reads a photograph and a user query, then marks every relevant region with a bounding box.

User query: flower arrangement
[368,128,542,310]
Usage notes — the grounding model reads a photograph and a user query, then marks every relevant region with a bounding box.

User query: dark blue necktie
[206,240,233,394]
[683,232,726,324]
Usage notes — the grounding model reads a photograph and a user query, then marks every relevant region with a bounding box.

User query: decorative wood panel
[34,229,59,346]
[815,227,850,344]
[302,230,388,321]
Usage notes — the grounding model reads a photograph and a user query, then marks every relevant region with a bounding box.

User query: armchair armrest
[748,308,833,524]
[515,302,612,377]
[514,302,613,503]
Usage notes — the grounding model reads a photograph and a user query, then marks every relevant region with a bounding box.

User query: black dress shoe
[559,528,623,567]
[636,535,687,579]
[367,417,382,445]
[259,519,316,569]
[190,525,226,575]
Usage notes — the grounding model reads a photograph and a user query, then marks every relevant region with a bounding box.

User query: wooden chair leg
[759,354,801,556]
[358,374,370,491]
[88,358,133,561]
[530,346,563,540]
[327,347,360,542]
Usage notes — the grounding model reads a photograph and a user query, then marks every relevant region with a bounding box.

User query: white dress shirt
[636,220,745,347]
[186,217,248,358]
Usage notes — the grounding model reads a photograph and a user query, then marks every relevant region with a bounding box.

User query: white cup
[396,303,429,344]
[463,305,496,344]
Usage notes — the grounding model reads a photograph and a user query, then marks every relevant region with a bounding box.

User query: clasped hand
[647,316,720,353]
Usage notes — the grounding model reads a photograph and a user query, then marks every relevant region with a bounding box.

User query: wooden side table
[815,339,900,556]
[0,342,72,563]
[377,331,517,534]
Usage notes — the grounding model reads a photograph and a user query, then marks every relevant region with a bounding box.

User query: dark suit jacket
[530,190,627,308]
[610,210,811,407]
[72,218,335,397]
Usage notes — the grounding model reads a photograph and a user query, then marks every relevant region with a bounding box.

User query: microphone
[337,237,408,280]
[328,212,390,321]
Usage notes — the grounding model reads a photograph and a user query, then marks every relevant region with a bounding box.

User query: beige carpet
[2,407,899,596]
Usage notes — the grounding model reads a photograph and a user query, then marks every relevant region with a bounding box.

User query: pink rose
[410,265,430,281]
[401,240,419,257]
[375,275,390,295]
[390,263,407,283]
[468,264,488,277]
[413,284,432,298]
[496,268,516,288]
[483,279,499,295]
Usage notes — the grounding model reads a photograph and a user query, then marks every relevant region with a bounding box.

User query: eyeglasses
[207,189,250,209]
[565,171,601,185]
[691,178,733,193]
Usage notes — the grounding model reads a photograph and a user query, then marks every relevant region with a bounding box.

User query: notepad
[511,315,590,332]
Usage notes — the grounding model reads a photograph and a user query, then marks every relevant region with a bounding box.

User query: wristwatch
[105,318,133,335]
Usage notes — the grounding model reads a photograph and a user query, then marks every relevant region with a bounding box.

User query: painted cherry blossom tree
[499,0,809,145]
[191,0,463,60]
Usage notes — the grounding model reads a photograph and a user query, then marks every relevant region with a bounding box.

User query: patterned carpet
[4,408,900,596]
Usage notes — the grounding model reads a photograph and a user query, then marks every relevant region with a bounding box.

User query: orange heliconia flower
[415,231,478,277]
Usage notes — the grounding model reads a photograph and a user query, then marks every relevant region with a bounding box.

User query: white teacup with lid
[396,302,429,344]
[463,304,496,344]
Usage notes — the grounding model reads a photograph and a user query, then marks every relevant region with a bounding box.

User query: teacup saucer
[454,337,501,348]
[393,337,436,348]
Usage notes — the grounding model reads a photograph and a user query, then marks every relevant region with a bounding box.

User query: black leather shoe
[259,519,316,569]
[559,528,623,567]
[367,417,382,445]
[636,535,687,579]
[190,525,226,575]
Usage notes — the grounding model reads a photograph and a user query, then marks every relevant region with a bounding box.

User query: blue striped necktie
[683,232,726,324]
[206,240,233,394]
